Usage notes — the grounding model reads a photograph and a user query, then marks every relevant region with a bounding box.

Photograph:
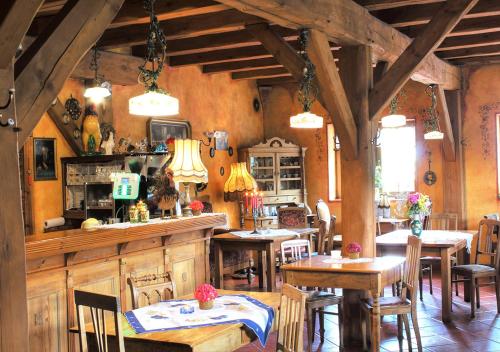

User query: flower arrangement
[346,242,362,259]
[406,192,432,218]
[190,200,204,215]
[194,284,218,310]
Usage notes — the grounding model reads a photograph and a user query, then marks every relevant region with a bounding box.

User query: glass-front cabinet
[240,137,308,208]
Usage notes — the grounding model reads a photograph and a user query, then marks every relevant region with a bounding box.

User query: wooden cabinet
[239,137,308,208]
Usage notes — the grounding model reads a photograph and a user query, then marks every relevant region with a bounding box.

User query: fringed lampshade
[224,162,257,201]
[169,139,208,184]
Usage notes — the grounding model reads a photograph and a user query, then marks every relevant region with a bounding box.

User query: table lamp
[224,162,257,228]
[169,139,208,216]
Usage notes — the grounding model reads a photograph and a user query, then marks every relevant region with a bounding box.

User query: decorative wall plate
[65,96,82,120]
[423,170,437,185]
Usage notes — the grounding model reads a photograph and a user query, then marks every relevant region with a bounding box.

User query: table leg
[441,248,452,322]
[214,241,223,289]
[257,251,264,289]
[265,243,276,292]
[370,290,381,352]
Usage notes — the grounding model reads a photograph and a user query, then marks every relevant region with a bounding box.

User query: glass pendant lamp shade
[381,114,406,128]
[424,130,444,140]
[224,162,257,194]
[84,85,111,103]
[290,111,324,129]
[423,85,444,140]
[169,139,208,183]
[129,90,179,117]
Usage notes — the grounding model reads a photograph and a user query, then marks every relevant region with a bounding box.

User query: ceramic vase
[198,299,214,310]
[410,214,423,237]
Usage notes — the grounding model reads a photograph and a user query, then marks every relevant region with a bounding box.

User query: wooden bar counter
[24,213,226,352]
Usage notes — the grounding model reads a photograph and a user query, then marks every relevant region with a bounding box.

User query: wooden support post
[0,64,29,352]
[436,85,456,161]
[443,90,466,229]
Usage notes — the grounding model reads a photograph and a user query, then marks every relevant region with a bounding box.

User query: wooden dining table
[70,290,281,352]
[213,228,319,292]
[281,255,405,352]
[377,229,474,323]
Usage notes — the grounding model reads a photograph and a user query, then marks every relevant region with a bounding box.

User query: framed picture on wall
[147,118,192,146]
[33,138,57,181]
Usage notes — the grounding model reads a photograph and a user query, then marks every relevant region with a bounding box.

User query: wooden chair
[317,216,341,255]
[277,284,308,352]
[316,199,331,231]
[74,290,125,352]
[451,219,500,318]
[278,207,308,229]
[419,213,459,300]
[280,239,343,352]
[361,236,422,352]
[127,272,177,309]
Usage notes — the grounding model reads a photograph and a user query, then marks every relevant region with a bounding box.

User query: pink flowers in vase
[194,284,218,310]
[190,200,204,216]
[406,192,432,219]
[346,242,362,259]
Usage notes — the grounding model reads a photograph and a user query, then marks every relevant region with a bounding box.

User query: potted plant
[406,192,432,237]
[194,284,218,310]
[190,200,204,216]
[346,242,362,259]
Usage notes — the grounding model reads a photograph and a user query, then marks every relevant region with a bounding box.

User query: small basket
[198,299,214,310]
[348,252,360,260]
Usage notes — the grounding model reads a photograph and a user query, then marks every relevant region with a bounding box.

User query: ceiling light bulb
[290,111,323,129]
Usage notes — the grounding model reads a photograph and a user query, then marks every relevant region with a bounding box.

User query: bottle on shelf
[377,195,384,218]
[383,195,391,218]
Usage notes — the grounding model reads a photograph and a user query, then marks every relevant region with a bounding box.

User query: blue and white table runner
[125,295,275,346]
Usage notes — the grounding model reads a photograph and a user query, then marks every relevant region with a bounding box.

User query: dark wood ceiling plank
[354,0,444,11]
[438,31,500,50]
[369,0,478,120]
[257,76,296,86]
[203,57,282,73]
[438,43,500,58]
[448,54,500,64]
[231,67,290,79]
[400,15,500,37]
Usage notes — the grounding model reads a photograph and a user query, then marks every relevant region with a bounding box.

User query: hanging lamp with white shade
[83,46,111,104]
[423,84,444,140]
[290,28,323,129]
[129,0,179,117]
[381,91,407,128]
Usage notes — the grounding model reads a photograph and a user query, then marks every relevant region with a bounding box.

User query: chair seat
[306,291,342,308]
[361,296,410,309]
[452,264,496,275]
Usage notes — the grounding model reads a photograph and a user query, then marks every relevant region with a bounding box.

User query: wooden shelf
[87,206,114,210]
[280,178,301,181]
[280,165,301,169]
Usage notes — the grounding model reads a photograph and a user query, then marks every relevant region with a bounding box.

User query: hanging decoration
[423,151,437,186]
[83,46,111,103]
[290,28,323,129]
[423,84,444,140]
[381,90,406,128]
[129,0,179,117]
[65,95,82,121]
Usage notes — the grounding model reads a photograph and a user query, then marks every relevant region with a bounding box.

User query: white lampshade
[169,139,208,183]
[84,86,111,103]
[290,111,323,129]
[129,90,179,117]
[424,130,444,140]
[381,114,406,128]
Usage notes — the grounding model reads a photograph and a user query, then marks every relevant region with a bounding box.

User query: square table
[281,255,405,352]
[213,228,318,292]
[70,290,281,352]
[376,229,474,323]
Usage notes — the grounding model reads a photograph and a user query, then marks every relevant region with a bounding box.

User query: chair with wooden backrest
[317,216,341,255]
[75,290,125,352]
[277,284,308,352]
[128,272,177,309]
[419,213,459,300]
[280,239,343,352]
[361,236,422,352]
[278,207,308,229]
[451,219,500,318]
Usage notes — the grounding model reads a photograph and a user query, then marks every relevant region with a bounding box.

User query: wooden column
[0,64,29,352]
[337,46,376,344]
[443,90,467,229]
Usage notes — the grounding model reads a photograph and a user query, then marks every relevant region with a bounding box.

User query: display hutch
[239,137,308,228]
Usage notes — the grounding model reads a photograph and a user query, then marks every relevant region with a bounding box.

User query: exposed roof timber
[437,31,500,50]
[400,15,500,37]
[448,54,500,65]
[354,0,444,11]
[438,43,500,59]
[203,57,282,73]
[256,76,296,86]
[37,0,66,17]
[231,67,291,79]
[217,0,460,89]
[373,0,500,28]
[98,9,262,48]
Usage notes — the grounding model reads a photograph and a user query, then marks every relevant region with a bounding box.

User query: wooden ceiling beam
[438,31,500,50]
[98,9,262,49]
[15,0,125,145]
[231,67,291,80]
[217,0,460,89]
[369,0,478,120]
[354,0,444,11]
[257,76,296,86]
[0,0,44,69]
[448,54,500,64]
[203,57,281,73]
[400,15,500,37]
[47,98,83,154]
[438,43,500,59]
[373,0,500,27]
[436,85,456,161]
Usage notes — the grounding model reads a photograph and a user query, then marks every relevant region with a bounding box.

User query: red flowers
[190,200,204,212]
[194,284,218,303]
[346,242,362,254]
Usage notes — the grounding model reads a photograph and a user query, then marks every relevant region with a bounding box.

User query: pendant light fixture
[129,0,179,117]
[290,29,323,129]
[423,84,444,140]
[83,46,111,103]
[381,91,406,128]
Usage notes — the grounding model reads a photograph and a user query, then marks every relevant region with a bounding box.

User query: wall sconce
[0,89,20,132]
[333,134,341,151]
[202,130,234,158]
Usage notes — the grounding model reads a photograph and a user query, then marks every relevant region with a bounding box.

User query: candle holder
[251,209,260,234]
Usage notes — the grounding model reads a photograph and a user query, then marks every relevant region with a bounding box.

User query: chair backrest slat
[401,236,422,302]
[317,216,337,255]
[425,213,458,231]
[316,199,331,230]
[281,239,311,264]
[277,284,307,352]
[278,207,308,229]
[128,272,177,309]
[474,219,500,267]
[74,290,125,352]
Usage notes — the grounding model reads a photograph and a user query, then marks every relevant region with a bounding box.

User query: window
[379,124,416,193]
[327,124,341,200]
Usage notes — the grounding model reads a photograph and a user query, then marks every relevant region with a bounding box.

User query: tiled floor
[228,270,500,352]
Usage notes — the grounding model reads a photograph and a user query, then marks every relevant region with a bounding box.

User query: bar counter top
[25,213,227,259]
